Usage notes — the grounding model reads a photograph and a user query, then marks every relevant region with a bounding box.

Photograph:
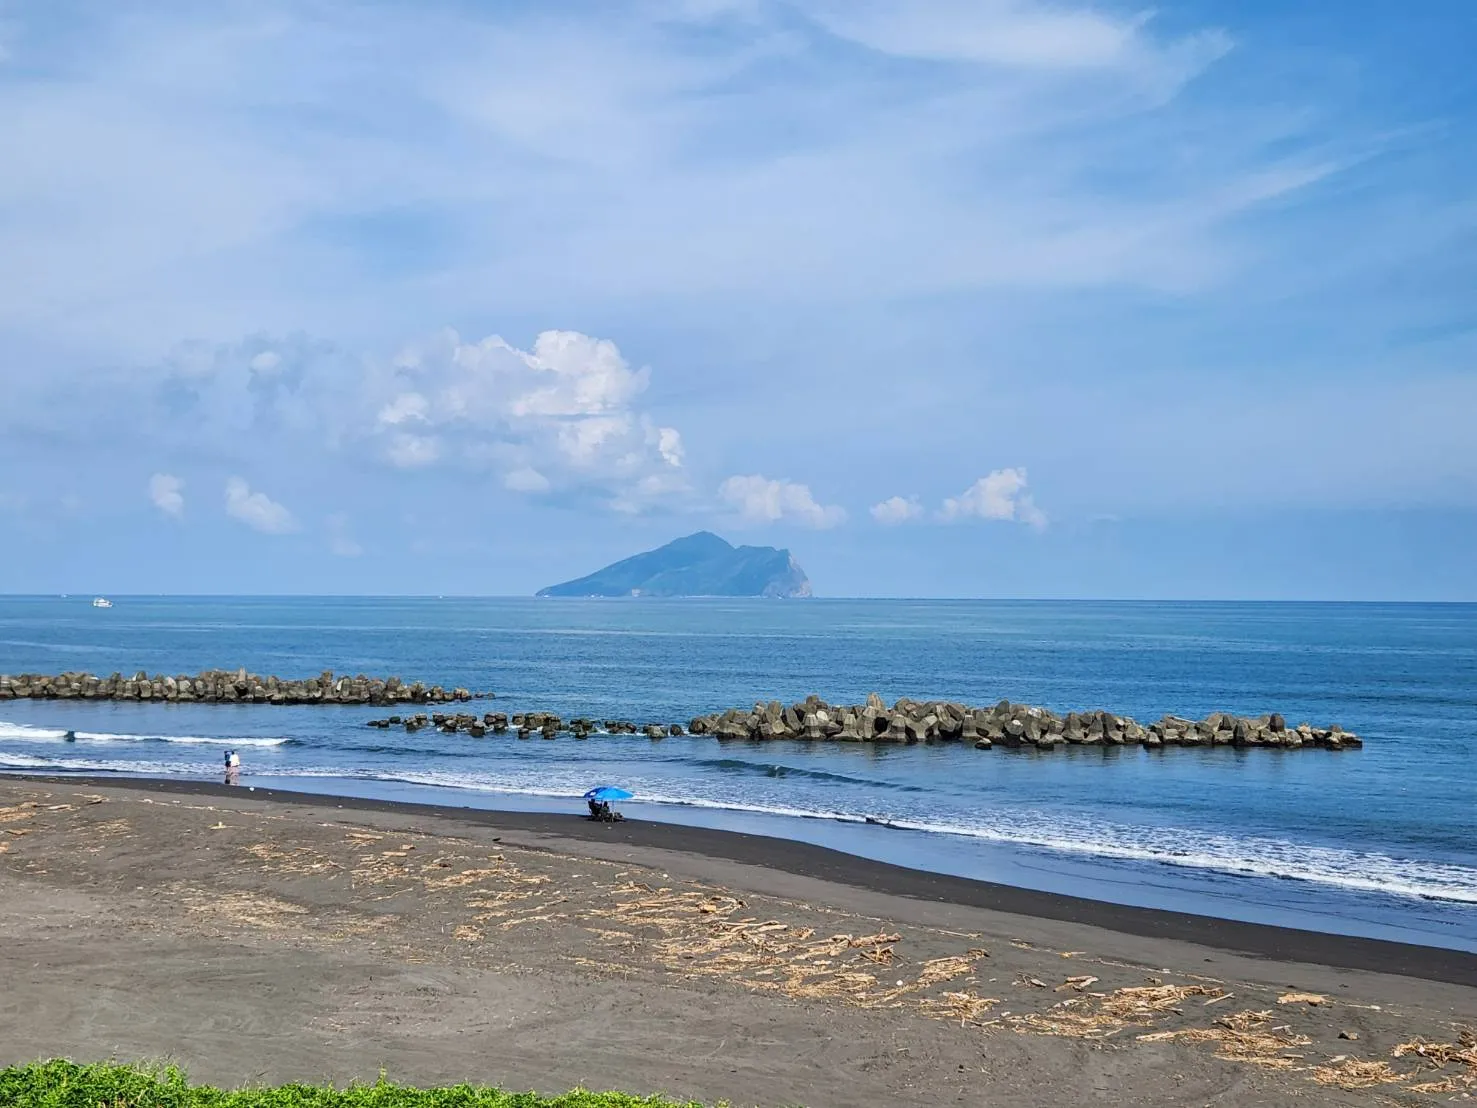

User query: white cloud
[64,323,690,515]
[378,392,429,426]
[374,328,688,507]
[654,425,684,467]
[385,432,441,469]
[941,468,1047,529]
[719,474,846,529]
[800,0,1228,72]
[504,466,550,493]
[0,1,1438,542]
[148,473,184,518]
[0,0,1339,366]
[224,477,296,534]
[506,331,650,418]
[870,495,923,525]
[325,512,362,557]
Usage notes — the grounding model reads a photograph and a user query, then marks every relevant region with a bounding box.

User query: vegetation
[0,1061,709,1108]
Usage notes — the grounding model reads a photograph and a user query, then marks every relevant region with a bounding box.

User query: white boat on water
[92,597,113,608]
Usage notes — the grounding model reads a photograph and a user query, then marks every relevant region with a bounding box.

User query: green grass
[0,1061,711,1108]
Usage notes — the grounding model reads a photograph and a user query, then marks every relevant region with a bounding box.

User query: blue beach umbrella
[584,786,633,802]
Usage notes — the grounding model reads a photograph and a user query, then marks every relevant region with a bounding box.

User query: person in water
[63,730,76,742]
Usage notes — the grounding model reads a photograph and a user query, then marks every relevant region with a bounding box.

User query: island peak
[537,532,812,598]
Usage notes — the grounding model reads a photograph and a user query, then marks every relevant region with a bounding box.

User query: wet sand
[2,776,1474,1105]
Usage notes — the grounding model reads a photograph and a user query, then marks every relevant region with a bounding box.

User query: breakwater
[367,695,1361,749]
[0,670,483,706]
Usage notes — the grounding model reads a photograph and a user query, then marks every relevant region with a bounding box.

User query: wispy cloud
[0,0,1470,596]
[504,466,551,493]
[0,0,1338,361]
[224,477,296,535]
[148,473,184,518]
[325,512,362,557]
[798,0,1229,73]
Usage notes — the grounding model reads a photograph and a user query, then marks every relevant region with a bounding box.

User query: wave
[680,756,928,792]
[0,752,197,775]
[873,816,1477,906]
[242,766,1477,905]
[4,751,1474,906]
[0,722,291,747]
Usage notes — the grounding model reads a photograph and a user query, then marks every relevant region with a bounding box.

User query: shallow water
[2,596,1474,950]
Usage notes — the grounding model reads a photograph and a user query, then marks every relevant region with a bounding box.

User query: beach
[3,776,1474,1106]
[6,597,1475,949]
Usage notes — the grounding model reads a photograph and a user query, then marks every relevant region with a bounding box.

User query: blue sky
[1,0,1474,598]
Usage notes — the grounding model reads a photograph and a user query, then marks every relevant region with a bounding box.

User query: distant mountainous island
[537,532,812,598]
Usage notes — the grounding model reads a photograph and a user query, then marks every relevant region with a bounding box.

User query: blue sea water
[1,596,1473,951]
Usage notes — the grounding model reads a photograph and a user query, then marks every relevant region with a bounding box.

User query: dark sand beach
[2,776,1474,1105]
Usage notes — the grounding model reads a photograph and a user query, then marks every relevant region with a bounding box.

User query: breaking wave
[0,721,291,747]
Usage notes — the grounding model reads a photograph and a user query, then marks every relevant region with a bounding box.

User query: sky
[1,0,1474,599]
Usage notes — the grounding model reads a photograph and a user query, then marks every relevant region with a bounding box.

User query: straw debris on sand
[1388,1030,1477,1094]
[1141,1008,1312,1069]
[1278,991,1327,1006]
[3,782,1475,1104]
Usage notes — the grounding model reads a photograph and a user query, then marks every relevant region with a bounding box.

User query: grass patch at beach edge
[0,1060,716,1107]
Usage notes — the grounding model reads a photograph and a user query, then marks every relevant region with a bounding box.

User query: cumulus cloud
[224,477,296,534]
[325,512,362,557]
[719,475,846,529]
[139,327,689,512]
[940,468,1047,529]
[369,328,688,508]
[870,495,923,525]
[378,392,429,426]
[148,473,184,518]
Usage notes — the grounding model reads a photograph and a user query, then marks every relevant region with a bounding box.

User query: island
[536,531,812,598]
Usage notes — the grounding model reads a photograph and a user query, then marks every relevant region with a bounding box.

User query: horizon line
[4,594,1475,606]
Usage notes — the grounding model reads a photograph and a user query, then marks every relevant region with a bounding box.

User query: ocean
[1,596,1473,951]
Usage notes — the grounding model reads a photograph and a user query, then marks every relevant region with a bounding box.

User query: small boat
[92,597,113,608]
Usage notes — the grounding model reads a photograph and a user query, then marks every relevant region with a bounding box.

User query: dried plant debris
[1141,1009,1312,1069]
[11,786,1477,1105]
[244,842,341,874]
[996,983,1239,1043]
[1394,1030,1477,1069]
[1311,1057,1406,1089]
[918,992,1000,1026]
[1389,1030,1477,1093]
[1057,975,1099,992]
[181,889,309,930]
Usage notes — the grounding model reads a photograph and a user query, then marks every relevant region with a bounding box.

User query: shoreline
[5,773,1477,1104]
[16,771,1477,987]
